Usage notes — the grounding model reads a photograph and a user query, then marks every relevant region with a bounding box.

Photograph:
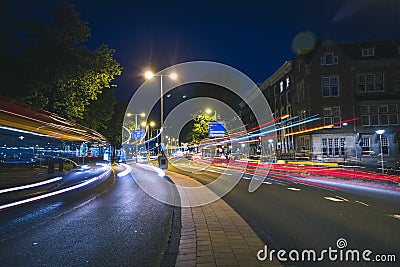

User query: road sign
[208,120,225,138]
[132,129,145,139]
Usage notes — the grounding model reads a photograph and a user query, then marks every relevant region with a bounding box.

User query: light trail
[0,177,62,194]
[117,163,132,177]
[0,168,111,211]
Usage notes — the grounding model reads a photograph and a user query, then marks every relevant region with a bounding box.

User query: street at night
[1,1,400,266]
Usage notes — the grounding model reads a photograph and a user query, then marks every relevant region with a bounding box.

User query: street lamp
[205,108,217,120]
[141,121,156,157]
[127,112,145,130]
[375,129,385,174]
[144,70,177,128]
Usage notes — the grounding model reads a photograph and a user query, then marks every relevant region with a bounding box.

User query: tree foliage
[1,2,122,123]
[186,112,220,144]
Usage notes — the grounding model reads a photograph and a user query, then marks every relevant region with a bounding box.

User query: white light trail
[117,163,132,177]
[0,169,111,211]
[0,177,62,194]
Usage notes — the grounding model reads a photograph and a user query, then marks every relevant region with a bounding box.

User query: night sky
[5,0,400,101]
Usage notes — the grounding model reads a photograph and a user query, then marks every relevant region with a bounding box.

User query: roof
[0,97,109,143]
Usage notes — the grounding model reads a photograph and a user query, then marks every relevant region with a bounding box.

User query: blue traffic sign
[132,129,145,139]
[208,120,225,138]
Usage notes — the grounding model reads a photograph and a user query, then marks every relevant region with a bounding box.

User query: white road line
[335,196,349,202]
[287,187,301,191]
[389,214,400,220]
[354,200,370,207]
[324,196,345,202]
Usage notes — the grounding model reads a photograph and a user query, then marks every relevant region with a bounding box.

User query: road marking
[335,196,349,202]
[324,196,345,202]
[389,214,400,220]
[287,187,301,191]
[354,200,370,207]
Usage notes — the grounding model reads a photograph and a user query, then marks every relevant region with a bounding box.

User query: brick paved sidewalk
[166,171,280,267]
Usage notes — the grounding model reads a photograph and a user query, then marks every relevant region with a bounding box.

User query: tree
[102,100,126,148]
[79,88,117,132]
[186,111,220,144]
[1,2,122,121]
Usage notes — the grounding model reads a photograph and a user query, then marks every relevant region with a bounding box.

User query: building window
[340,138,346,156]
[357,73,384,92]
[297,81,305,103]
[280,81,284,92]
[298,110,307,130]
[322,138,327,156]
[361,104,398,126]
[280,94,286,105]
[360,138,370,155]
[286,104,292,116]
[286,77,290,88]
[320,53,339,65]
[322,138,345,157]
[322,76,339,97]
[274,85,278,96]
[381,136,389,155]
[323,106,341,128]
[286,90,291,103]
[362,48,375,57]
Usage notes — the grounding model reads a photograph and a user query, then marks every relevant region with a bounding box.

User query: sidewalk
[165,170,280,267]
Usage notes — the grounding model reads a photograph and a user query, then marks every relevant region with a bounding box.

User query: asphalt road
[0,164,176,266]
[169,159,400,266]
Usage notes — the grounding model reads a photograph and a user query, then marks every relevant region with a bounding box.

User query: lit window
[360,138,370,155]
[381,136,389,155]
[280,81,284,92]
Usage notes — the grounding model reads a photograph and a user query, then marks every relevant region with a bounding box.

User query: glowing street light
[205,108,217,120]
[145,70,178,128]
[127,112,145,130]
[145,70,178,156]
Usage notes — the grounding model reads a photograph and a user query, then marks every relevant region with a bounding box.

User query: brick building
[240,38,400,168]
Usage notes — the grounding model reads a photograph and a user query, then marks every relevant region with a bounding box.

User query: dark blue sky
[7,0,400,100]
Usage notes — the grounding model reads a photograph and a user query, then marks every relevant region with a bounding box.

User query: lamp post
[375,129,385,174]
[141,121,156,158]
[144,71,177,151]
[127,112,145,130]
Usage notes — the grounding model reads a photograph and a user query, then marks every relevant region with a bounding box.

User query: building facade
[240,38,400,168]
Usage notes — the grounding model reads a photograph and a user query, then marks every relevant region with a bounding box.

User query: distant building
[240,38,400,168]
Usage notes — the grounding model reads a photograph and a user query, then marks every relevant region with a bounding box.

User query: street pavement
[168,160,400,266]
[2,159,399,266]
[0,164,175,266]
[167,170,280,266]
